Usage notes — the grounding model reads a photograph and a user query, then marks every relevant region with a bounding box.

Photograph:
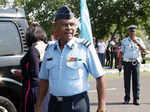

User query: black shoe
[133,99,140,105]
[123,100,129,104]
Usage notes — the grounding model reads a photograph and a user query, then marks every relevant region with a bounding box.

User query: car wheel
[0,96,17,112]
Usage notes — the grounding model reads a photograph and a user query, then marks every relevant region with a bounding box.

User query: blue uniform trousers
[48,91,89,112]
[123,61,140,101]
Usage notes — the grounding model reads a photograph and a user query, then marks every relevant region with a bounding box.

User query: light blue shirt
[39,37,104,96]
[120,37,146,62]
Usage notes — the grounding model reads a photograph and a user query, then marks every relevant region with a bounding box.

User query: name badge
[47,58,53,61]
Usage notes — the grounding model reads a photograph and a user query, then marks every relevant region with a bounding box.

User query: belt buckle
[57,97,63,102]
[132,60,137,65]
[129,58,135,61]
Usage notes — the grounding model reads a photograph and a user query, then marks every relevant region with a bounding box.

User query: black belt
[51,91,87,102]
[124,60,138,66]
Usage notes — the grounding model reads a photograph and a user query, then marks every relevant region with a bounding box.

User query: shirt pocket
[65,61,84,80]
[46,60,58,80]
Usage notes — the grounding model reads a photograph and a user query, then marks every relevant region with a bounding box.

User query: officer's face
[54,18,76,41]
[128,30,136,39]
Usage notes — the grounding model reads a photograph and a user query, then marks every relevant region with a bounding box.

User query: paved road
[88,74,150,112]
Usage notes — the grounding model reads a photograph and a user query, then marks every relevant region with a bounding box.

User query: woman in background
[20,23,49,112]
[97,39,106,67]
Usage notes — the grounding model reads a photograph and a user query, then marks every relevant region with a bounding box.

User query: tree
[0,0,6,5]
[89,0,150,39]
[2,0,150,39]
[15,0,67,38]
[0,0,11,6]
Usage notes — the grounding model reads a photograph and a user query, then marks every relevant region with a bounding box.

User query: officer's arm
[132,39,147,53]
[118,52,123,70]
[96,75,106,112]
[36,79,49,112]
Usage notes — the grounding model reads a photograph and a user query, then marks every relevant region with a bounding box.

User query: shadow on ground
[90,102,124,106]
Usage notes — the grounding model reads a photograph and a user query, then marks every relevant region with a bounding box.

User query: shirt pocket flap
[46,60,55,69]
[66,61,84,69]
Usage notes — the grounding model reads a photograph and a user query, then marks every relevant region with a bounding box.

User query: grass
[88,71,150,80]
[88,61,150,80]
[145,60,150,64]
[105,71,150,78]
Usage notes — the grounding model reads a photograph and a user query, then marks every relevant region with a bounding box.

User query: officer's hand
[96,108,107,112]
[118,63,122,71]
[131,38,139,44]
[32,21,40,26]
[96,106,107,112]
[35,104,42,112]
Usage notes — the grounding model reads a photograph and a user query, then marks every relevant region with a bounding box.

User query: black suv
[0,8,28,112]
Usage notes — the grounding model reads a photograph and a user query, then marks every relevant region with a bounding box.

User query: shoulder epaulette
[81,39,91,47]
[45,41,57,51]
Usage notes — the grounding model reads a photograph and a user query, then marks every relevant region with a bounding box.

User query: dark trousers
[48,92,90,112]
[22,80,49,112]
[22,80,38,112]
[110,52,118,68]
[123,61,140,101]
[98,53,105,67]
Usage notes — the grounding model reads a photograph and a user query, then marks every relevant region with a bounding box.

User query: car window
[0,21,22,56]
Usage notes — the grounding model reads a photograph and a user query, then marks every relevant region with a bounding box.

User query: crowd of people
[16,5,147,112]
[96,34,146,69]
[95,36,122,69]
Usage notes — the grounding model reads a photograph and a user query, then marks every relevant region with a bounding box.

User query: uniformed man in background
[118,25,146,105]
[36,5,106,112]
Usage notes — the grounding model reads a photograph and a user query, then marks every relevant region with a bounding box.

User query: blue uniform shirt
[39,37,104,96]
[120,37,146,62]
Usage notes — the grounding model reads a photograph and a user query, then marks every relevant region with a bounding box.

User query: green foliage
[29,0,67,38]
[0,0,9,6]
[8,0,150,40]
[87,0,150,39]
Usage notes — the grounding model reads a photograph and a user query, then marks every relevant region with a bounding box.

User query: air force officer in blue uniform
[118,25,146,105]
[36,6,106,112]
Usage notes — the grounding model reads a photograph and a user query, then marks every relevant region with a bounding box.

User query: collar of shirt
[66,37,76,49]
[51,41,58,50]
[128,36,138,41]
[53,37,77,50]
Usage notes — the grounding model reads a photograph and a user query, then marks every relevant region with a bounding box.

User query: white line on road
[88,88,117,93]
[106,88,117,91]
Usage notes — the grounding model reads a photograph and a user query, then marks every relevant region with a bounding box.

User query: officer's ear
[53,22,59,38]
[53,22,56,30]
